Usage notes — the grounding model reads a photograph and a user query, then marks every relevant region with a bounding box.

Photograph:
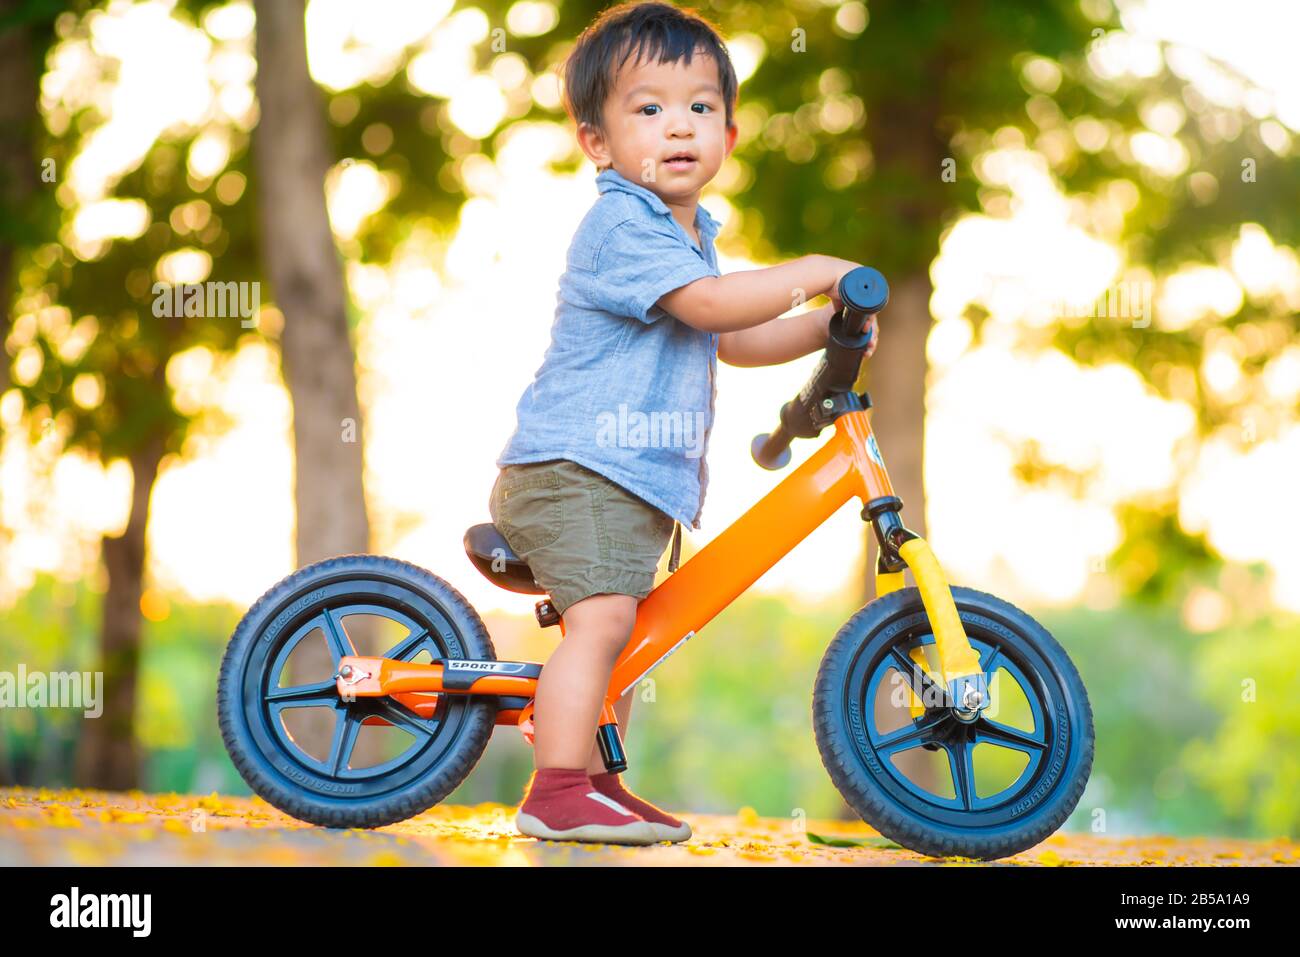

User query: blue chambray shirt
[496,167,722,530]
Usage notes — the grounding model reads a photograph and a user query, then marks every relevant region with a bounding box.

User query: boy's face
[578,47,738,206]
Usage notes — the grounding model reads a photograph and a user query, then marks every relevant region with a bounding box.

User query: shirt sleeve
[578,217,716,324]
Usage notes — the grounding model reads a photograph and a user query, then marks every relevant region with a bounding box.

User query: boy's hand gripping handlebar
[751,266,889,469]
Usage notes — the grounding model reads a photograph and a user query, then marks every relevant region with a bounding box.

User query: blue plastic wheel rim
[843,610,1077,830]
[238,577,478,803]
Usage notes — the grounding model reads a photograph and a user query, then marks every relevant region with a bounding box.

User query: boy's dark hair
[562,1,739,134]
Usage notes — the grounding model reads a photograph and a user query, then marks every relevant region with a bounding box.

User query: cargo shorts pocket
[605,492,675,556]
[490,463,564,552]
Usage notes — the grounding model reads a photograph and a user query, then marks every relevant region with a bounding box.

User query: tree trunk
[0,1,45,399]
[74,434,164,790]
[252,0,377,764]
[252,0,370,568]
[857,70,948,794]
[0,0,44,788]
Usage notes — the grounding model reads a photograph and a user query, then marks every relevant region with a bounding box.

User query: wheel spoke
[887,646,946,708]
[945,740,976,811]
[874,712,947,757]
[381,627,432,662]
[327,711,362,775]
[975,716,1047,754]
[321,608,355,663]
[371,697,438,739]
[265,680,338,708]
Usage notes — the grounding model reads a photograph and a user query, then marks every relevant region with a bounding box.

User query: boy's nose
[667,111,695,136]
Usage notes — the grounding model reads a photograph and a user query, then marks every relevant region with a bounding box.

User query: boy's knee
[563,593,638,652]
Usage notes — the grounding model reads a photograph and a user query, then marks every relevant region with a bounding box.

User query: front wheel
[814,586,1094,860]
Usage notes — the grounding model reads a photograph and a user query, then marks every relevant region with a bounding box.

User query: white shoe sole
[516,811,661,845]
[647,820,692,843]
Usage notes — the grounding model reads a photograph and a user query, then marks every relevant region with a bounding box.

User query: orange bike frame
[337,407,986,737]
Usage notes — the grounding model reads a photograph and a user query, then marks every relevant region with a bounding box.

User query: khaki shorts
[488,458,676,616]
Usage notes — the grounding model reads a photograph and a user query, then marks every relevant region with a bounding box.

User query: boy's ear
[724,122,738,159]
[576,121,613,169]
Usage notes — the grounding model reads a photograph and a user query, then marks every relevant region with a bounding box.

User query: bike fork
[865,496,989,721]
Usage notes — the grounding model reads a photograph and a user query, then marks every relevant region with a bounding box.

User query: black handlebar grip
[838,266,889,336]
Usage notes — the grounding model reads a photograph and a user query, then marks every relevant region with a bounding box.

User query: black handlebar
[751,266,889,470]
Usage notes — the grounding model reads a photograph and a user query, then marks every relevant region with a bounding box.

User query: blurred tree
[5,0,400,783]
[4,2,262,786]
[251,0,370,570]
[249,0,382,758]
[0,0,66,785]
[0,0,60,397]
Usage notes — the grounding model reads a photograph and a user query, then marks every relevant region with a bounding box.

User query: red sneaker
[515,767,660,845]
[590,771,692,843]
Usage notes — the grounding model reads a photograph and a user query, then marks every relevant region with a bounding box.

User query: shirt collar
[595,167,720,245]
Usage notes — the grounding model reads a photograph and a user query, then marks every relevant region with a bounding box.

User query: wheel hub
[918,709,979,750]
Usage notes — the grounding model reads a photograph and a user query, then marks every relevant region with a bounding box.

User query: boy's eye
[637,102,712,115]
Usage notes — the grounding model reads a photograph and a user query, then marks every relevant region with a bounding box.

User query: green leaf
[806,831,902,849]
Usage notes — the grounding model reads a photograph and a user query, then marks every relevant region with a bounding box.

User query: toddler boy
[492,0,877,845]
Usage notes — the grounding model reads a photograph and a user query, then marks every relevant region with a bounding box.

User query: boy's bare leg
[533,593,637,771]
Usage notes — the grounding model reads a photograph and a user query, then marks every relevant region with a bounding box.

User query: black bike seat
[463,523,545,595]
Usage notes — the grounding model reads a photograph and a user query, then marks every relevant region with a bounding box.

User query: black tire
[217,553,498,828]
[814,585,1094,860]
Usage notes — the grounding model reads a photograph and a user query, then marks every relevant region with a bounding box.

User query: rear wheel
[217,554,498,828]
[814,586,1094,860]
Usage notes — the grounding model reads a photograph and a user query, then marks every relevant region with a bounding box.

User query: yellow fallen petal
[109,810,150,824]
[46,806,82,828]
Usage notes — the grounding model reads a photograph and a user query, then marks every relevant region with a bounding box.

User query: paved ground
[2,787,1295,866]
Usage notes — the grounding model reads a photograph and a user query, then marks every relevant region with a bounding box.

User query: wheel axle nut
[963,688,984,710]
[339,665,353,679]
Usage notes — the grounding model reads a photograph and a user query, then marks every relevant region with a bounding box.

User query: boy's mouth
[663,151,697,171]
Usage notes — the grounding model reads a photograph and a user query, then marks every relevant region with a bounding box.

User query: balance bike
[217,266,1094,859]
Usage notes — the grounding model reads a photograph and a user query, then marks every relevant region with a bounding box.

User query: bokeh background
[1,0,1297,840]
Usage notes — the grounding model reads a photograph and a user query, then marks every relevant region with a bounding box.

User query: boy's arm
[657,254,858,335]
[717,303,835,367]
